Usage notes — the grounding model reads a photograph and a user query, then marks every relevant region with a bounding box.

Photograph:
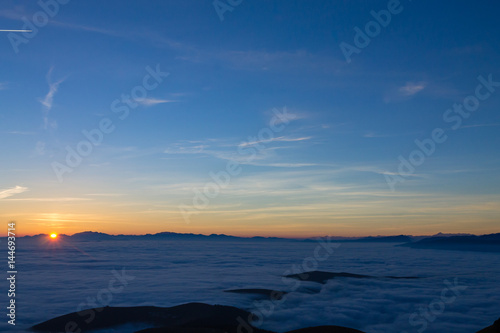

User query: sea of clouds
[1,238,499,333]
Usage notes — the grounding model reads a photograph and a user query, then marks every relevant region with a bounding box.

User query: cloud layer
[5,240,499,333]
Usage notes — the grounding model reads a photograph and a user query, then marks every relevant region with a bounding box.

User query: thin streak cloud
[0,186,28,199]
[136,98,177,106]
[239,136,312,148]
[0,29,31,32]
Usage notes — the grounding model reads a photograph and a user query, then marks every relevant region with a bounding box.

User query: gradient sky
[1,0,499,237]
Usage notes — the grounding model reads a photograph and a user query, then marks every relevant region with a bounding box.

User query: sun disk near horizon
[50,233,58,239]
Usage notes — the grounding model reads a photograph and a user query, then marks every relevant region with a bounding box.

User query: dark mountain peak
[432,232,474,237]
[400,233,500,252]
[70,231,114,240]
[476,317,500,332]
[355,235,412,242]
[73,231,109,236]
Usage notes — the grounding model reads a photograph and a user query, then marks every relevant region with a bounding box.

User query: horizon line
[12,230,493,239]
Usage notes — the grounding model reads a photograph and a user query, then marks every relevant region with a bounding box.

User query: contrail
[0,29,32,32]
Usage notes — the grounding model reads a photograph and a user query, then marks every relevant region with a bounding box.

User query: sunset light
[0,1,499,332]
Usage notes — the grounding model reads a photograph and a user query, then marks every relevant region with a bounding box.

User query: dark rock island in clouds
[283,271,420,284]
[31,303,268,333]
[31,303,363,333]
[224,288,288,300]
[30,303,499,333]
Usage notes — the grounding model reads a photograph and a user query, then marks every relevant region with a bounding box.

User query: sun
[50,233,58,239]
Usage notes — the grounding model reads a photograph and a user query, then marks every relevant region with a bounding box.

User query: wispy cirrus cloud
[165,135,311,154]
[384,81,427,103]
[136,98,177,106]
[161,107,313,168]
[0,186,28,199]
[49,20,119,37]
[239,136,312,148]
[35,141,46,156]
[247,162,317,168]
[363,132,392,138]
[0,7,118,37]
[362,131,419,138]
[163,134,315,168]
[3,131,37,135]
[85,193,126,197]
[178,47,347,75]
[5,197,91,202]
[459,123,500,129]
[398,81,427,96]
[39,67,67,130]
[0,7,26,20]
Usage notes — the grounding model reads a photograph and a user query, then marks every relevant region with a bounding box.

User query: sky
[0,0,499,237]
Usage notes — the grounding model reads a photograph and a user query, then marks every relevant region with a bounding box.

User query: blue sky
[0,0,499,237]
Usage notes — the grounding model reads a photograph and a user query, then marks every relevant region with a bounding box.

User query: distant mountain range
[22,231,496,246]
[23,231,289,242]
[24,231,415,242]
[399,233,500,252]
